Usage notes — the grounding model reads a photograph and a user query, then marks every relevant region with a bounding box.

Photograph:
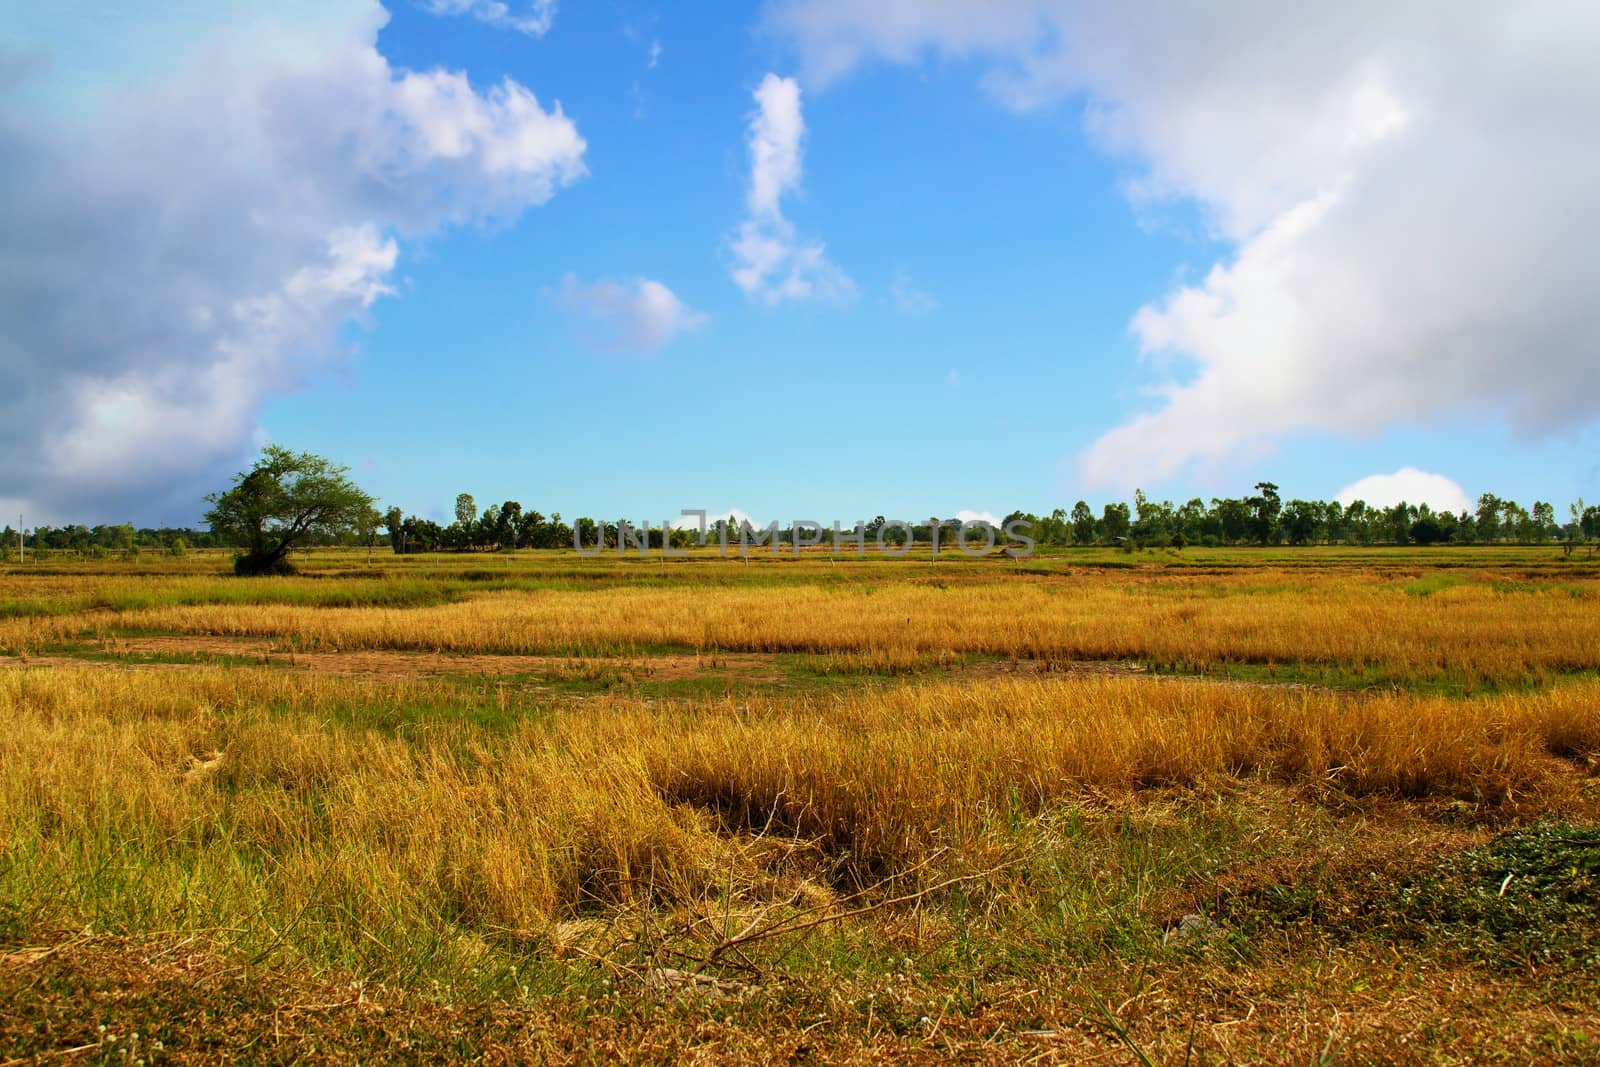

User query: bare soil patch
[3,635,1162,686]
[6,636,785,682]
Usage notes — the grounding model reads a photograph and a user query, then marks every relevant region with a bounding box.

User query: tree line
[7,455,1598,571]
[1,523,222,556]
[382,495,575,554]
[1007,483,1600,549]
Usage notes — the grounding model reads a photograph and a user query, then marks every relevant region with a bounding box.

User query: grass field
[2,546,1598,1063]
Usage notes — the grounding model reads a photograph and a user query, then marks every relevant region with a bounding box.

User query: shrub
[234,552,296,576]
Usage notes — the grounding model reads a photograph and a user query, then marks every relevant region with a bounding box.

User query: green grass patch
[1402,574,1468,596]
[1390,822,1600,967]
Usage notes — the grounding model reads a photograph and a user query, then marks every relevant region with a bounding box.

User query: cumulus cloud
[556,275,707,354]
[422,0,556,35]
[729,73,856,305]
[954,509,1001,526]
[767,1,1600,489]
[0,1,585,522]
[1335,468,1471,515]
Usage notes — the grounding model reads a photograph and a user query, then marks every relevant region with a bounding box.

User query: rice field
[2,547,1598,1063]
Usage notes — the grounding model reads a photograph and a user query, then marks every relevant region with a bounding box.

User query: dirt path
[2,635,788,681]
[1,634,1161,685]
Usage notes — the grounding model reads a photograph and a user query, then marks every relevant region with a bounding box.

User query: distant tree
[1383,501,1415,543]
[1531,501,1556,543]
[498,501,523,549]
[478,504,500,549]
[1409,514,1449,545]
[1500,499,1530,542]
[1040,508,1068,546]
[1177,498,1209,544]
[204,446,374,575]
[1071,501,1096,544]
[1131,489,1174,545]
[547,512,570,549]
[403,516,445,552]
[574,516,601,551]
[357,505,383,560]
[455,493,477,530]
[1321,501,1345,543]
[1280,500,1323,545]
[384,506,406,554]
[1100,502,1131,543]
[1245,483,1281,544]
[1212,498,1249,544]
[524,509,549,548]
[1475,493,1502,543]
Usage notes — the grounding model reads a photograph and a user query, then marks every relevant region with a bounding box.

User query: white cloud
[729,73,856,305]
[556,275,707,354]
[954,509,1001,526]
[1335,468,1471,515]
[0,1,586,522]
[746,73,804,217]
[768,2,1600,490]
[422,0,556,35]
[890,270,936,316]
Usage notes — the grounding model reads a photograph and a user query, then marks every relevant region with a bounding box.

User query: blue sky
[279,3,1205,523]
[4,1,1597,525]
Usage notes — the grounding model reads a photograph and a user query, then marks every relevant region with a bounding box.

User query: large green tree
[205,446,375,575]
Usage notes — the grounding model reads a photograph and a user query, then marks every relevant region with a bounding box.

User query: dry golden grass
[5,556,1598,686]
[4,666,1594,935]
[10,570,1586,688]
[3,552,1599,1063]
